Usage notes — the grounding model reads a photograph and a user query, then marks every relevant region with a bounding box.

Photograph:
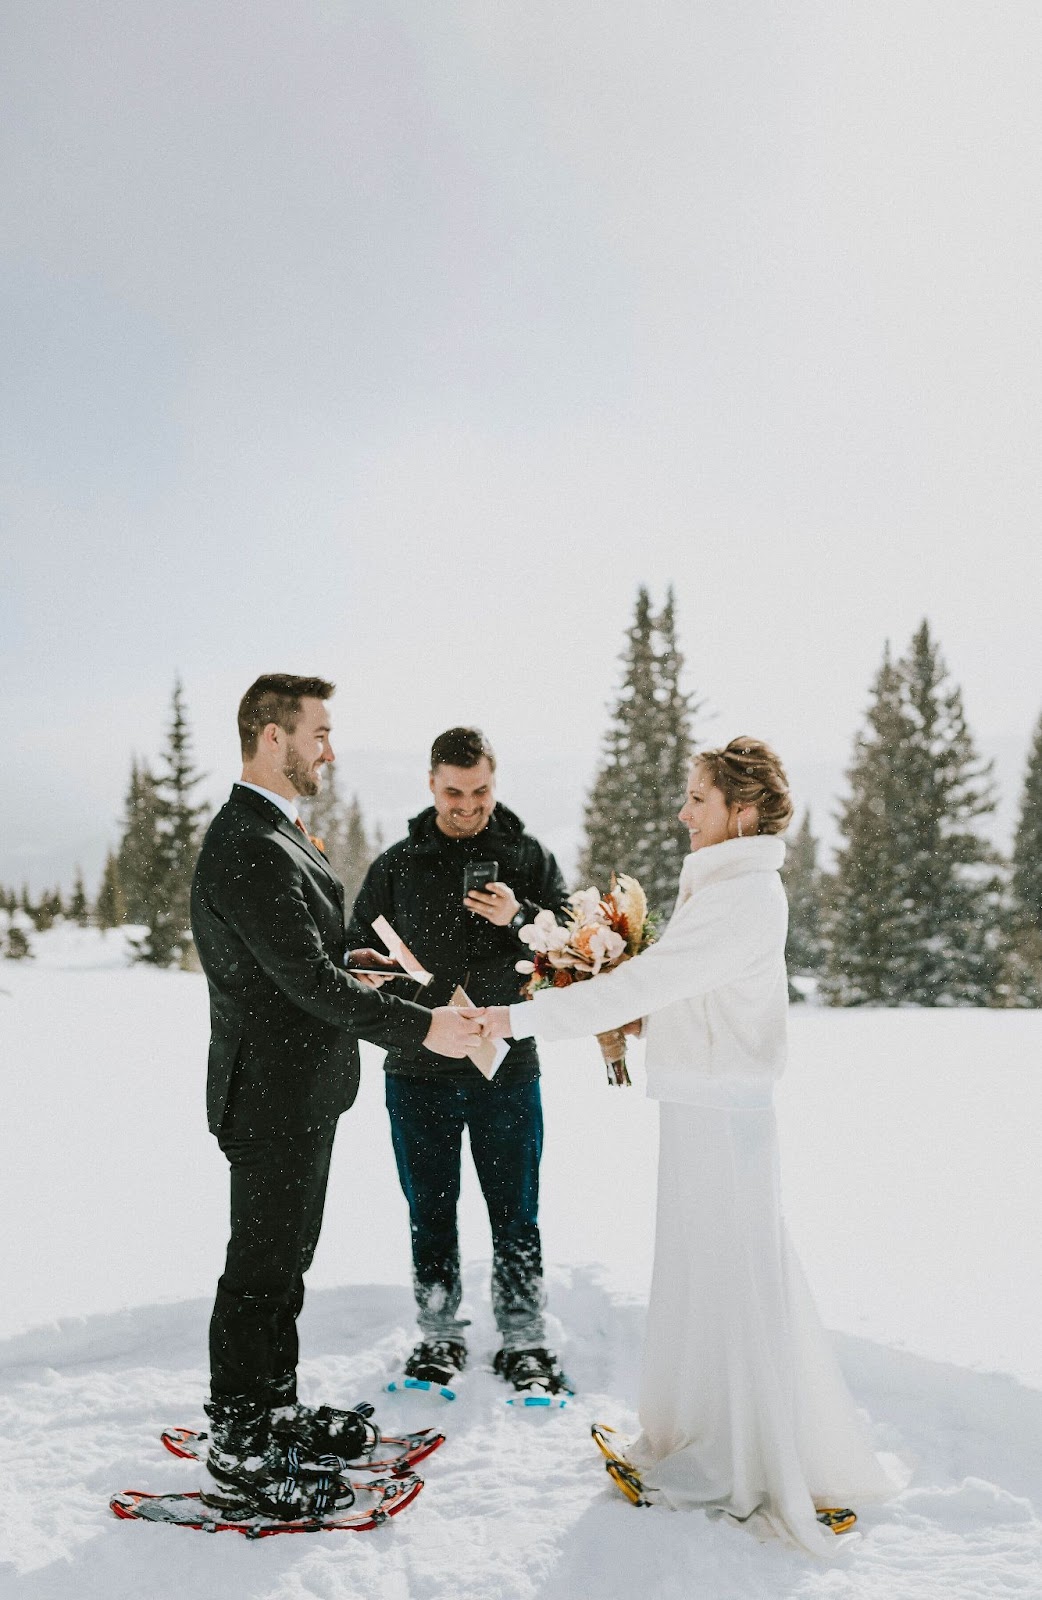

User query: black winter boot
[270,1401,375,1461]
[403,1339,467,1386]
[267,1373,375,1460]
[203,1395,357,1521]
[492,1346,573,1396]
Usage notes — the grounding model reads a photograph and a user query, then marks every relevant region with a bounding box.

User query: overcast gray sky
[4,2,1042,889]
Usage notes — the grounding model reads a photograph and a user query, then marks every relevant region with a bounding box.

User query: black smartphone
[463,860,499,898]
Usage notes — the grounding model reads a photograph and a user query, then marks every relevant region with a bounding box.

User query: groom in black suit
[190,673,481,1517]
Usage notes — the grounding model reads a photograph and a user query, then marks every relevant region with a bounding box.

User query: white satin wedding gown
[509,836,902,1556]
[627,1093,899,1554]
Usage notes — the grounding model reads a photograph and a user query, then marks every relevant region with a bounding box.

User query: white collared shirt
[236,780,301,828]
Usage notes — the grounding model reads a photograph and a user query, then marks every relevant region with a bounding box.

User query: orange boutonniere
[293,816,327,854]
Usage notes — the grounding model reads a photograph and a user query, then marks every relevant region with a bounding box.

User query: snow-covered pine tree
[579,586,696,920]
[302,769,378,914]
[995,922,1042,1008]
[1011,710,1042,936]
[782,810,827,1000]
[580,587,658,901]
[651,586,700,914]
[302,763,349,875]
[895,621,999,1004]
[68,868,90,926]
[28,890,57,932]
[134,679,209,968]
[117,759,161,924]
[4,925,32,960]
[998,710,1042,1005]
[823,624,1000,1006]
[340,793,376,913]
[94,850,128,932]
[821,647,917,1005]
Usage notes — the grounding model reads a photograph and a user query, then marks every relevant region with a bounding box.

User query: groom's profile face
[281,697,334,798]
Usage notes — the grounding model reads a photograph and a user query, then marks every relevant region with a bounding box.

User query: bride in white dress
[479,738,901,1555]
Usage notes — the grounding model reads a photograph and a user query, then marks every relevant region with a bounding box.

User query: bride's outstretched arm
[493,876,785,1043]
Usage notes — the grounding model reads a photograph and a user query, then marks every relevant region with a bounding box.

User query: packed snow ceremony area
[6,6,1042,1600]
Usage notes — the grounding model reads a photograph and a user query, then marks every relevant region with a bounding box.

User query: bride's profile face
[678,762,734,852]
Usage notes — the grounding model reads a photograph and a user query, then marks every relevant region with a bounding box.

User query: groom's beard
[283,742,322,798]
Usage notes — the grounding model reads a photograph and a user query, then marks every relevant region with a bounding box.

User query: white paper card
[370,915,434,986]
[450,986,509,1079]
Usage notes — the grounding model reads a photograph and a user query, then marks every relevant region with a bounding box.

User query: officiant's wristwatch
[509,907,527,933]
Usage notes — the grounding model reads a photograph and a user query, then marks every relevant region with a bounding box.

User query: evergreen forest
[4,593,1042,1006]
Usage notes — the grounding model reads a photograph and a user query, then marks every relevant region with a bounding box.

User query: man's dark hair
[430,726,497,772]
[238,674,336,759]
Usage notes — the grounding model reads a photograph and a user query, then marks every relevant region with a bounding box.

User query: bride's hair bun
[696,738,793,836]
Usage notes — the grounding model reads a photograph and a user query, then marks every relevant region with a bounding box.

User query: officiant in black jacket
[189,675,481,1514]
[345,726,573,1397]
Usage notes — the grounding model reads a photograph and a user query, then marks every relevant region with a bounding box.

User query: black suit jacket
[191,784,433,1136]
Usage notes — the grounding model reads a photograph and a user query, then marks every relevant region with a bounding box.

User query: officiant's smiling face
[679,762,737,852]
[430,757,496,838]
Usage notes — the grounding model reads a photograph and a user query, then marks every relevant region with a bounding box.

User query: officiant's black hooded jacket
[191,783,433,1136]
[345,802,570,1083]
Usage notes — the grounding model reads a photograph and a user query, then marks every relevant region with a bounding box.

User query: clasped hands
[350,950,642,1061]
[348,948,510,1059]
[422,1005,643,1059]
[424,1002,538,1057]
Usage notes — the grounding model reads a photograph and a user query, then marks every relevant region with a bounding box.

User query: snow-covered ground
[2,927,1041,1598]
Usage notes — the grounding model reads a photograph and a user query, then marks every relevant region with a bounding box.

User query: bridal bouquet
[515,875,657,1086]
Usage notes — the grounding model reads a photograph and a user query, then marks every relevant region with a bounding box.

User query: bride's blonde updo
[696,737,793,836]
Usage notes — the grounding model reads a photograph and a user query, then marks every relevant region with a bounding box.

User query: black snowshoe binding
[270,1397,376,1461]
[202,1397,356,1521]
[402,1338,468,1387]
[493,1346,573,1397]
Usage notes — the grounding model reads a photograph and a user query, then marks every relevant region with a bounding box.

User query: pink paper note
[370,915,434,987]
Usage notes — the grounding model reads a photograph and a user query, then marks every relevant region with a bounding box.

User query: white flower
[568,887,604,923]
[519,909,571,954]
[515,959,536,974]
[587,926,626,973]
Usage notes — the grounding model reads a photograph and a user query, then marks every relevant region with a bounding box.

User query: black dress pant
[209,1122,337,1404]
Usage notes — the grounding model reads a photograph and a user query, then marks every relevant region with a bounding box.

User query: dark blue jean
[384,1074,546,1351]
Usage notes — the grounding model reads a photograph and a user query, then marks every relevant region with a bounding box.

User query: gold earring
[737,813,744,838]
